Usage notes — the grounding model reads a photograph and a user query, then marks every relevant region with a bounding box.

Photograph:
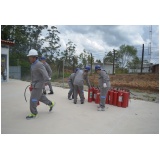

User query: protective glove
[103,83,107,88]
[49,77,51,80]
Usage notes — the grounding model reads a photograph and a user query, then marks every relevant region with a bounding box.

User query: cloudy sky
[48,25,159,64]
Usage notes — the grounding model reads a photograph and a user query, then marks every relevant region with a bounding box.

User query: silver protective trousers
[30,88,51,115]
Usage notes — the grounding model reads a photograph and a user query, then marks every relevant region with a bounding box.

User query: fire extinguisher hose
[24,85,30,102]
[129,91,137,96]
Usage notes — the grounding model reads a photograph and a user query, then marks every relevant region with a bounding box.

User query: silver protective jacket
[98,70,110,88]
[43,62,52,77]
[68,73,75,85]
[73,70,91,87]
[31,60,49,88]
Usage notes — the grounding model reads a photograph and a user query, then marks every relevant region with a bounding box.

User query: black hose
[24,85,30,102]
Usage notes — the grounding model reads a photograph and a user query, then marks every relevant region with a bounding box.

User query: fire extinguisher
[117,90,123,107]
[109,90,114,105]
[95,92,100,104]
[93,88,99,102]
[29,86,40,105]
[113,91,118,106]
[88,87,93,102]
[122,90,129,108]
[92,87,95,101]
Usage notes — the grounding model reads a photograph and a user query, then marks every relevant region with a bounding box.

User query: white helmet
[27,49,38,57]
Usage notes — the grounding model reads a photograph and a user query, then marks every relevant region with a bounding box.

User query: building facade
[1,40,15,82]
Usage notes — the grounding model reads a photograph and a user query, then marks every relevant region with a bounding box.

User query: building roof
[1,40,15,46]
[152,64,159,67]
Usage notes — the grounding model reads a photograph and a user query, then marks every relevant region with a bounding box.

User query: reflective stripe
[101,96,106,99]
[32,98,38,102]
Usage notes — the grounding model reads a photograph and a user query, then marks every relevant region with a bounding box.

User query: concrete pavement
[1,79,159,134]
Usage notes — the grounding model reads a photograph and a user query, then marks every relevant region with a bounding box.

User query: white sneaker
[101,107,105,111]
[97,105,101,111]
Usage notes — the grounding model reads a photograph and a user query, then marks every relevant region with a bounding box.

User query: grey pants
[43,81,53,92]
[74,85,84,103]
[68,83,74,99]
[30,88,52,115]
[99,87,109,108]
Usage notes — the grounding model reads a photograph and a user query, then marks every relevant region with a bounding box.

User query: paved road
[1,79,159,134]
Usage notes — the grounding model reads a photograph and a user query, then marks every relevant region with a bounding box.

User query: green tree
[118,44,137,68]
[127,56,141,72]
[42,26,61,60]
[79,49,88,68]
[104,51,114,63]
[1,25,61,80]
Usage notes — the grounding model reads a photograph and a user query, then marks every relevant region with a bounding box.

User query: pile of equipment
[88,87,130,108]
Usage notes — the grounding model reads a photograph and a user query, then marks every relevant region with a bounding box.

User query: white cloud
[48,25,159,63]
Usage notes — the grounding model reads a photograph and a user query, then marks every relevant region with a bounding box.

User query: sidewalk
[1,79,159,134]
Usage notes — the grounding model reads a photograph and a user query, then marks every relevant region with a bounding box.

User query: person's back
[40,57,54,94]
[68,73,75,84]
[73,70,84,86]
[68,72,75,100]
[73,66,91,104]
[43,62,52,77]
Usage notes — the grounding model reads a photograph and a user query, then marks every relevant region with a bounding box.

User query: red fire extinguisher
[122,90,129,108]
[95,92,100,104]
[113,91,118,106]
[93,88,99,102]
[92,87,95,101]
[117,90,123,107]
[29,86,40,105]
[109,90,114,105]
[88,87,93,102]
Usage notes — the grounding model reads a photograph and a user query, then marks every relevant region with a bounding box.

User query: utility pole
[73,56,75,72]
[149,25,152,72]
[141,44,144,74]
[90,52,93,75]
[113,49,116,75]
[63,59,64,88]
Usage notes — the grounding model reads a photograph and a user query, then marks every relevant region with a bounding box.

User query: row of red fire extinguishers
[88,87,130,108]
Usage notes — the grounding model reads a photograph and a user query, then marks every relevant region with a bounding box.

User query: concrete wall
[9,66,21,79]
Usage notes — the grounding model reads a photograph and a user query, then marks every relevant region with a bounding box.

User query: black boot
[48,91,54,94]
[43,90,46,95]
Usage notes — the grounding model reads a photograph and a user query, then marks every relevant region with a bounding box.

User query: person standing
[40,57,54,94]
[73,66,91,104]
[68,68,79,100]
[1,64,6,80]
[26,49,55,119]
[95,65,111,111]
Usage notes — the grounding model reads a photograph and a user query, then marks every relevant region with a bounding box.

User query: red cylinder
[92,87,95,101]
[88,88,93,102]
[95,93,100,104]
[109,90,114,105]
[94,88,99,102]
[122,91,129,108]
[113,91,118,106]
[117,91,123,107]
